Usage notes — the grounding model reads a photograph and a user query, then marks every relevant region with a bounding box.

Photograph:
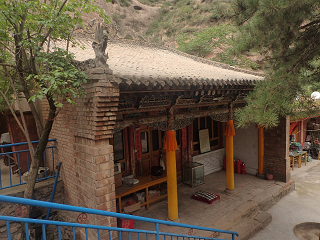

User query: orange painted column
[163,130,178,220]
[224,120,235,190]
[258,126,264,175]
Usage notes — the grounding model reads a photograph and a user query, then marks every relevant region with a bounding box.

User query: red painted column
[187,124,193,163]
[128,126,135,177]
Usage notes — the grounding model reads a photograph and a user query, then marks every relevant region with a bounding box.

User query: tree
[0,0,109,200]
[233,0,320,128]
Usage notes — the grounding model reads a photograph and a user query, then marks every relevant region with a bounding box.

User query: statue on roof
[92,23,109,67]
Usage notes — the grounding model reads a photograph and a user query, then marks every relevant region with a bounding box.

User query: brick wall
[264,116,291,182]
[47,66,119,239]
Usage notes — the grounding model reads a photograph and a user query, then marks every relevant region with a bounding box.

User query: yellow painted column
[258,126,264,175]
[224,120,235,190]
[163,130,178,220]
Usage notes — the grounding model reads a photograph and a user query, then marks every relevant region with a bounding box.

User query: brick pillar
[264,116,291,182]
[49,66,119,240]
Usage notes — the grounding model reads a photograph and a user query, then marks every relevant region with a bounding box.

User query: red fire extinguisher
[241,162,246,174]
[224,157,226,171]
[236,159,241,174]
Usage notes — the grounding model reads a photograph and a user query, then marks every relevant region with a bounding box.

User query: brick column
[264,116,291,182]
[49,66,119,240]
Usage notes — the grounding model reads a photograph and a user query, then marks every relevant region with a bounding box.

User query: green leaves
[233,0,320,128]
[0,0,107,112]
[28,48,88,108]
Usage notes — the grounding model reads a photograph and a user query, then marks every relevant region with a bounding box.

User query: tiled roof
[55,38,264,86]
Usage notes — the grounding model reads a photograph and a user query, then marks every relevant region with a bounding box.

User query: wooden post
[258,126,264,175]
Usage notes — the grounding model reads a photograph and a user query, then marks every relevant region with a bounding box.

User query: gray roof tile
[54,39,264,85]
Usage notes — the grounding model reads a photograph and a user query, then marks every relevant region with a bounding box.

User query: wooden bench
[116,175,167,213]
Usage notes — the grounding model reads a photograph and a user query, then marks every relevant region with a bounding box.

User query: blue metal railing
[0,139,56,190]
[0,195,239,240]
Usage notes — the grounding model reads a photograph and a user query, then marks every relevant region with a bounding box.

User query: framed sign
[199,129,210,153]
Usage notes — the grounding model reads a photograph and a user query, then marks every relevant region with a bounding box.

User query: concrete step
[212,180,295,239]
[216,211,272,240]
[230,211,272,240]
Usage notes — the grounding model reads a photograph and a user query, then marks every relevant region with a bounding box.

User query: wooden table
[289,151,307,170]
[116,175,167,213]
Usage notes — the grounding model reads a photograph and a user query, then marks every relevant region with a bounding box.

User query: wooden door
[139,126,163,175]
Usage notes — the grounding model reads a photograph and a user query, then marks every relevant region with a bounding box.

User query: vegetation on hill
[145,0,235,43]
[104,0,261,70]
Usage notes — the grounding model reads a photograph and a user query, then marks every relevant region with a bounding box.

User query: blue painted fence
[0,195,239,240]
[0,139,56,189]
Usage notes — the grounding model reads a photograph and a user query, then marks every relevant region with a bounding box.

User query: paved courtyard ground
[251,159,320,240]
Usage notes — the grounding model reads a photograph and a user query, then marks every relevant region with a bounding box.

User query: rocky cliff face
[77,0,161,43]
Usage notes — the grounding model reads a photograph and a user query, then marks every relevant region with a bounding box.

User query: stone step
[217,211,272,240]
[212,180,295,239]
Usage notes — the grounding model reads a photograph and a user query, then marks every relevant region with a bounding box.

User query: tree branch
[0,63,17,68]
[0,10,18,32]
[0,66,35,162]
[39,0,68,48]
[27,30,37,74]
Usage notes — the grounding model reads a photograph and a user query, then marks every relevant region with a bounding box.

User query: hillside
[77,0,262,71]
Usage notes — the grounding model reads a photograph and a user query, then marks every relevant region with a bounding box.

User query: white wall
[193,148,225,175]
[233,124,258,175]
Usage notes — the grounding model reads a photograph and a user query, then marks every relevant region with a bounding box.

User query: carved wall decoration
[210,112,236,122]
[139,95,171,110]
[173,117,195,130]
[125,113,142,118]
[92,23,109,68]
[210,112,229,122]
[187,107,200,112]
[175,96,196,107]
[199,95,217,103]
[118,97,135,110]
[141,121,168,132]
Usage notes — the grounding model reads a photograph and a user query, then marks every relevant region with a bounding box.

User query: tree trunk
[23,103,56,199]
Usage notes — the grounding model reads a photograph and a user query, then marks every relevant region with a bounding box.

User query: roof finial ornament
[92,23,109,67]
